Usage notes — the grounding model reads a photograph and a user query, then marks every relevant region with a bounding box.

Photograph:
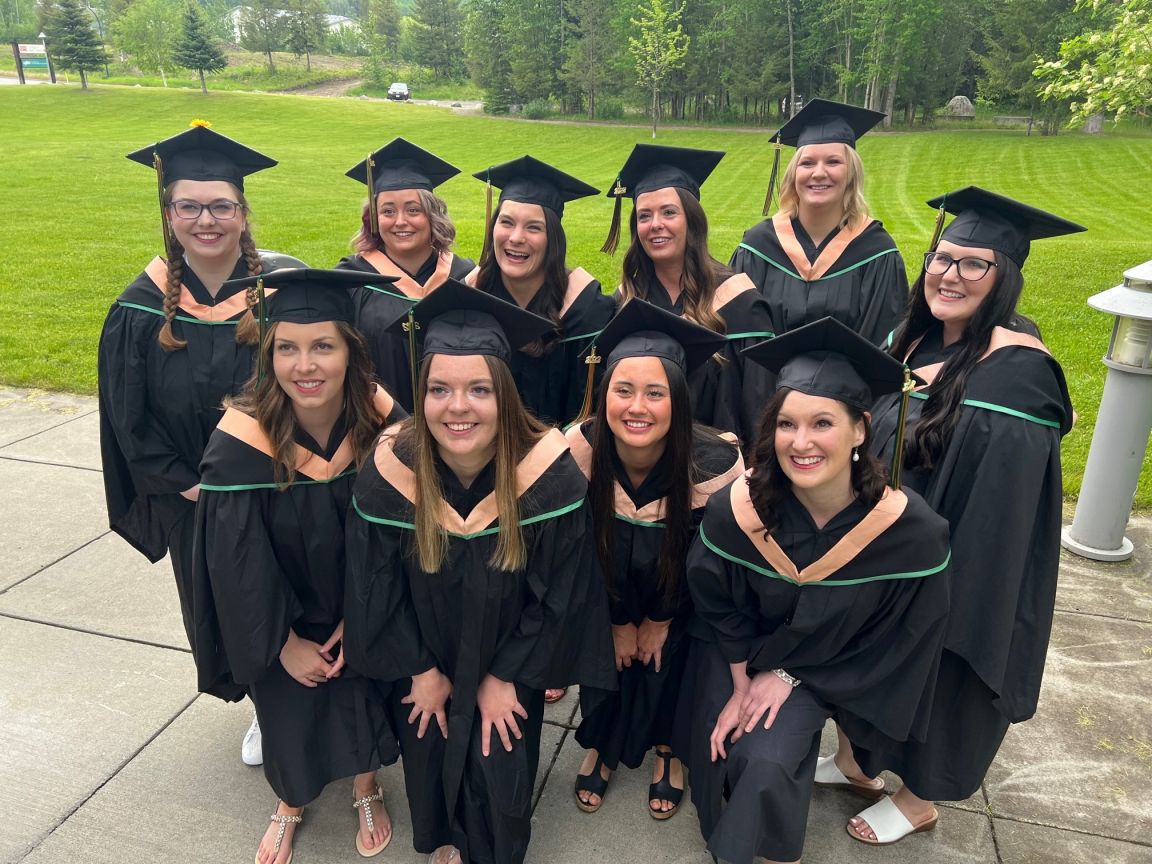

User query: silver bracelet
[773,668,801,688]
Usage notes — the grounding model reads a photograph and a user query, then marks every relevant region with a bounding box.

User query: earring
[852,447,860,463]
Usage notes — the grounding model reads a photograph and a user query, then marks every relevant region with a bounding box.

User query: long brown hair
[747,387,886,536]
[617,188,730,336]
[227,320,381,488]
[158,184,262,351]
[397,354,549,573]
[587,356,701,606]
[475,201,568,356]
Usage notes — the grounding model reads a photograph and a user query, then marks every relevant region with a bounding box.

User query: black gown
[336,249,475,411]
[679,479,951,863]
[855,323,1073,800]
[472,268,615,427]
[344,426,617,864]
[636,273,777,444]
[567,421,744,770]
[98,255,267,647]
[190,387,406,806]
[730,214,908,345]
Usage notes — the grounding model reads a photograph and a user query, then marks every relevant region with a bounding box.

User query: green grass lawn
[1,85,1148,505]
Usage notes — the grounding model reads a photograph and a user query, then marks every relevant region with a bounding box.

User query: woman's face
[794,143,850,213]
[492,201,548,283]
[272,321,349,419]
[924,239,998,331]
[605,356,673,454]
[424,353,499,464]
[375,188,433,257]
[166,179,247,264]
[635,188,687,265]
[774,391,865,494]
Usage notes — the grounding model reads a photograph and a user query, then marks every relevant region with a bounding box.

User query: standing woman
[98,123,284,764]
[191,269,407,864]
[343,281,617,864]
[826,189,1082,846]
[468,156,615,427]
[730,100,907,345]
[337,138,475,411]
[566,300,744,819]
[679,317,952,864]
[606,144,776,444]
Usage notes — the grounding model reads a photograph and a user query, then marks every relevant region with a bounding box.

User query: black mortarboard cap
[345,137,460,195]
[929,186,1086,268]
[391,278,554,363]
[225,268,397,325]
[473,155,599,217]
[593,298,726,376]
[607,143,724,202]
[773,99,885,149]
[742,317,906,411]
[126,122,277,190]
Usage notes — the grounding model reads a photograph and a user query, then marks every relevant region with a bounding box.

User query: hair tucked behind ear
[233,226,263,346]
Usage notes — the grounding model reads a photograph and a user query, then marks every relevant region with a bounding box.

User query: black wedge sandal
[574,755,610,813]
[648,748,683,821]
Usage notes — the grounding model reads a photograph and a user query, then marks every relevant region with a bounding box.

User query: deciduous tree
[629,0,690,137]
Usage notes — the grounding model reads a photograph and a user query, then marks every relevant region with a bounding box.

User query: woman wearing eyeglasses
[99,124,287,767]
[818,188,1082,846]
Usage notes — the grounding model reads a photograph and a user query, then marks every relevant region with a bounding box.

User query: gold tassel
[927,203,947,254]
[480,169,494,262]
[601,178,626,255]
[153,152,174,262]
[888,366,914,489]
[571,345,602,426]
[762,138,782,217]
[366,154,379,239]
[403,308,420,410]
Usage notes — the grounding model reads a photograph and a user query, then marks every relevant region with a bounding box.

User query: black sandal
[648,749,683,821]
[574,755,609,813]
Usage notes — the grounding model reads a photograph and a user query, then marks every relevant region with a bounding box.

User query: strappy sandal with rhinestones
[257,808,302,864]
[353,784,392,858]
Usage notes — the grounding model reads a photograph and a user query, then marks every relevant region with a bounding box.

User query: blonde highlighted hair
[776,144,870,231]
[352,188,457,255]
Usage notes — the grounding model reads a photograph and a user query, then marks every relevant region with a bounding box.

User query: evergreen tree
[46,0,106,89]
[410,0,464,79]
[562,0,622,118]
[285,0,327,71]
[173,2,227,94]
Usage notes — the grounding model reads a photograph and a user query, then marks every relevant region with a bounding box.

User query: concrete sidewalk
[2,386,1149,864]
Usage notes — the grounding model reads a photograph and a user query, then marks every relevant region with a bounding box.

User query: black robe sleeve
[714,290,777,442]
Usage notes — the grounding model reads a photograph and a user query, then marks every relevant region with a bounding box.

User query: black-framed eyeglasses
[923,251,997,281]
[168,199,244,221]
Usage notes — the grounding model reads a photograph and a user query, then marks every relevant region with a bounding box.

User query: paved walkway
[2,387,1150,864]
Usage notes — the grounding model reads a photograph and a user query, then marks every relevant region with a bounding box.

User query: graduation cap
[602,144,725,254]
[345,138,460,239]
[388,279,554,406]
[127,120,277,261]
[572,298,727,423]
[743,317,915,488]
[761,99,885,215]
[927,186,1087,268]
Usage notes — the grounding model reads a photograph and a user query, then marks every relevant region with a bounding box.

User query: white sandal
[813,754,886,799]
[352,784,391,857]
[847,796,938,845]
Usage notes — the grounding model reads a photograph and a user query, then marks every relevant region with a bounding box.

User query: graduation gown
[730,214,908,345]
[566,422,744,770]
[98,255,269,646]
[857,324,1073,799]
[336,249,475,412]
[190,386,406,806]
[470,268,615,427]
[680,479,951,863]
[635,273,777,444]
[344,427,617,864]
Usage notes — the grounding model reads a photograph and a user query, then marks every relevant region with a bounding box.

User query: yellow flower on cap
[189,118,212,128]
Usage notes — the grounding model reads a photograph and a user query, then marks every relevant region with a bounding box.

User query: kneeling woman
[567,300,744,818]
[344,281,617,864]
[192,270,407,864]
[680,318,951,864]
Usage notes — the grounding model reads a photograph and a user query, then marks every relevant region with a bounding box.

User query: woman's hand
[709,690,747,762]
[636,618,671,672]
[477,674,528,757]
[611,623,639,672]
[402,667,453,740]
[739,670,795,733]
[318,620,345,679]
[180,484,200,502]
[279,630,335,687]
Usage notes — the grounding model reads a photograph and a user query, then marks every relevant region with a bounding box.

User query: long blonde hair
[398,354,549,573]
[776,144,870,231]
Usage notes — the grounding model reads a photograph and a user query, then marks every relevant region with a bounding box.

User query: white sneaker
[241,712,263,766]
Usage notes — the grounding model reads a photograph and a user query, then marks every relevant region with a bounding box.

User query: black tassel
[889,366,914,489]
[601,177,627,255]
[255,276,268,385]
[404,308,420,410]
[153,153,174,262]
[762,138,782,217]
